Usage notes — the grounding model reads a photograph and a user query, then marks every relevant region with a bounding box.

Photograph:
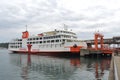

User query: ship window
[48,37,50,39]
[33,38,35,40]
[43,41,46,43]
[39,41,42,44]
[30,38,32,40]
[40,37,42,39]
[47,40,50,43]
[51,40,54,43]
[53,36,55,38]
[56,35,60,38]
[50,36,53,39]
[18,39,22,41]
[63,39,65,42]
[44,37,46,39]
[44,37,49,39]
[28,38,32,40]
[36,42,38,44]
[36,38,38,40]
[56,40,59,42]
[67,40,72,42]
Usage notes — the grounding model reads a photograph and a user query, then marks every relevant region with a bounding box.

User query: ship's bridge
[40,30,77,39]
[55,30,76,36]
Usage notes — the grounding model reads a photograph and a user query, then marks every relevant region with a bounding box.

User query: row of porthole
[10,43,22,44]
[39,44,63,48]
[27,39,64,44]
[27,35,61,41]
[10,46,22,48]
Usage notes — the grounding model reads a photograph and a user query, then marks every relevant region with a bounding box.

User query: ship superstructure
[8,29,87,54]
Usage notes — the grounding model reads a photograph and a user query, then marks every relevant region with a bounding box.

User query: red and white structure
[8,29,87,54]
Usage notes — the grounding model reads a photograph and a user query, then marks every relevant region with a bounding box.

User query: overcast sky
[0,0,120,42]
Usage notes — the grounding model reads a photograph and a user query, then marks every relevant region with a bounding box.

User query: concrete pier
[108,53,120,80]
[108,54,114,80]
[80,49,102,57]
[80,49,120,80]
[80,49,89,56]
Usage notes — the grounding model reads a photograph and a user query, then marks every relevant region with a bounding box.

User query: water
[0,49,111,80]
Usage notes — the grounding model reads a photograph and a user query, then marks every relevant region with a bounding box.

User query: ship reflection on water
[9,53,111,80]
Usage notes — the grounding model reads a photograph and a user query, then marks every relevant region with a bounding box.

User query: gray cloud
[0,0,120,42]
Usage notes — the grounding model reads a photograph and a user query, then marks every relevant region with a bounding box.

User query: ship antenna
[63,24,68,31]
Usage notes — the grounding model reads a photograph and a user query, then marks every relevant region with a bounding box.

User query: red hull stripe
[11,50,70,53]
[10,50,80,54]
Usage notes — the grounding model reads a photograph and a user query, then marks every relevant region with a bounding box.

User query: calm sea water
[0,49,111,80]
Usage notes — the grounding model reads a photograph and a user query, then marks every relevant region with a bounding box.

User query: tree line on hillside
[0,43,9,48]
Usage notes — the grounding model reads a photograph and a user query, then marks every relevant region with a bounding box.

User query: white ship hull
[9,41,87,53]
[8,29,87,54]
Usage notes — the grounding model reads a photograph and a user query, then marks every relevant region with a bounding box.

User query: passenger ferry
[8,28,87,54]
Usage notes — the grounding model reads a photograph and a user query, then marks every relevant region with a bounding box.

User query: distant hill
[0,43,9,48]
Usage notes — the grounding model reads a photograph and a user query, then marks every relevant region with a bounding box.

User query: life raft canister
[73,44,77,48]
